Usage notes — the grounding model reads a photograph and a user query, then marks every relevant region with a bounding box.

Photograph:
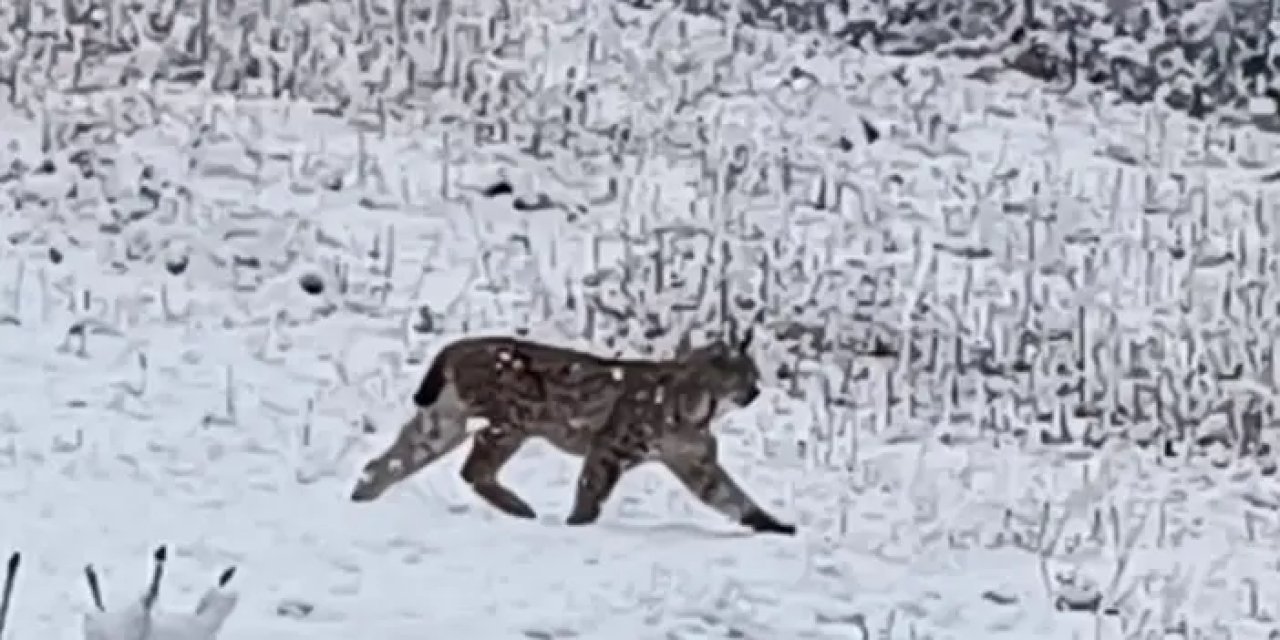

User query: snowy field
[1,1,1280,639]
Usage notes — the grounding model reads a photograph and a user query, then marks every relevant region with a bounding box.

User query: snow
[1,2,1280,639]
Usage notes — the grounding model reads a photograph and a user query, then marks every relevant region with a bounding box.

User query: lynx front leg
[661,435,795,535]
[460,425,536,519]
[566,444,641,526]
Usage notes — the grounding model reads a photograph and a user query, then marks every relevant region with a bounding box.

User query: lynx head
[679,322,763,409]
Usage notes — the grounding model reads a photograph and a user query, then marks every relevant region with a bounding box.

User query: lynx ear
[724,315,740,348]
[675,329,693,357]
[738,324,754,353]
[737,309,764,353]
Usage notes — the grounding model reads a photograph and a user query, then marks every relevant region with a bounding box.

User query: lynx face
[683,341,763,409]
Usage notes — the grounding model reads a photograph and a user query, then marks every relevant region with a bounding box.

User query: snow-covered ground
[1,3,1280,639]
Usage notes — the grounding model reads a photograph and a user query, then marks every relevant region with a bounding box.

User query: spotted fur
[350,331,794,535]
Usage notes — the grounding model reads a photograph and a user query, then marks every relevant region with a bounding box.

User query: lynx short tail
[412,355,448,408]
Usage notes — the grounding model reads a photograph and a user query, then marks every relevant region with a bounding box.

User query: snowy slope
[0,245,893,640]
[0,98,849,639]
[2,291,1276,640]
[1,3,1280,640]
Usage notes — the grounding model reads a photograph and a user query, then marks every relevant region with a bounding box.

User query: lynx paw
[472,482,538,519]
[564,508,600,526]
[741,509,796,536]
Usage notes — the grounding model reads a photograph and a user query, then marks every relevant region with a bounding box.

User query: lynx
[350,329,795,535]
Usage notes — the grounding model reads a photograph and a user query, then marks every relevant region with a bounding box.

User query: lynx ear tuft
[737,309,763,353]
[674,330,693,357]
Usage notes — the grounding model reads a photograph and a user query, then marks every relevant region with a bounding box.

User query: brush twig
[0,552,19,638]
[143,546,167,611]
[84,564,105,611]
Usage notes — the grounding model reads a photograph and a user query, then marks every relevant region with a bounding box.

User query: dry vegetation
[0,0,1278,637]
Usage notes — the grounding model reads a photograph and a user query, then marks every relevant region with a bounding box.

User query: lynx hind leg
[661,435,795,536]
[566,443,643,526]
[351,406,467,502]
[460,425,536,519]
